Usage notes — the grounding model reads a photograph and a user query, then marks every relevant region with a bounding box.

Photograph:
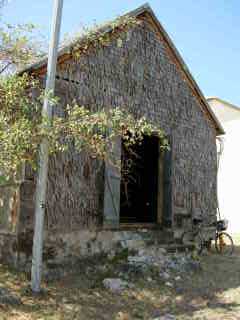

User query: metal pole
[31,0,63,293]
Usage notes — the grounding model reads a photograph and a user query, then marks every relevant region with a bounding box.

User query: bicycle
[181,217,205,255]
[181,218,234,255]
[214,219,234,255]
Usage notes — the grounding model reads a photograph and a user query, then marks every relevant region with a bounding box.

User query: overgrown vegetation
[64,15,140,60]
[0,22,45,74]
[0,72,168,183]
[0,12,168,184]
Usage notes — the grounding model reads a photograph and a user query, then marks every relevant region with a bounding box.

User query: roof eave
[207,97,240,113]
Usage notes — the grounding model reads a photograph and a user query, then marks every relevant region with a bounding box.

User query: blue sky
[2,0,240,106]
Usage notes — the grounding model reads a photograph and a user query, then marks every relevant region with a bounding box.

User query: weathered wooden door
[162,141,172,227]
[103,138,121,228]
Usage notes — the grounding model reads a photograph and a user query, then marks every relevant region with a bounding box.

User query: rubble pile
[103,246,201,293]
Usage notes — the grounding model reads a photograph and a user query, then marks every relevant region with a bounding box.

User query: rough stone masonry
[0,6,219,269]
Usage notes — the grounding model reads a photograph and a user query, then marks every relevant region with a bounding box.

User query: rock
[161,272,170,280]
[162,315,176,320]
[138,249,146,256]
[116,311,130,320]
[105,246,201,287]
[158,248,167,255]
[128,255,152,265]
[0,287,21,305]
[165,282,173,288]
[152,314,176,320]
[103,278,128,293]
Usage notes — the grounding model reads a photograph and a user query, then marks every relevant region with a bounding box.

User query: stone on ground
[0,287,21,305]
[103,278,129,293]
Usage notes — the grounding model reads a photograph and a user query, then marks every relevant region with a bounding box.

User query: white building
[207,97,240,234]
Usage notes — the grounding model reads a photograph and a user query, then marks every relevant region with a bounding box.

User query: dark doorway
[120,135,159,223]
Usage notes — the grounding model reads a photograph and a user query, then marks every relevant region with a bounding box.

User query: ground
[0,236,240,320]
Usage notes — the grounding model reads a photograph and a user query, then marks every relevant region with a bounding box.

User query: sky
[2,0,240,106]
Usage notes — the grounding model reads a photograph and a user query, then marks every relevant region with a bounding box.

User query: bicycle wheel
[181,231,203,255]
[215,232,234,255]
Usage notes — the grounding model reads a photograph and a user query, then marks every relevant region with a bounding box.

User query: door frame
[103,136,165,229]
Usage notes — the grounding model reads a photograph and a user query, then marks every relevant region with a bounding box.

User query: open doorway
[120,135,159,224]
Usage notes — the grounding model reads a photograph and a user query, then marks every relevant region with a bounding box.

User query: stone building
[0,4,224,267]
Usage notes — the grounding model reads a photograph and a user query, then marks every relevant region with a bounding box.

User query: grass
[0,236,240,319]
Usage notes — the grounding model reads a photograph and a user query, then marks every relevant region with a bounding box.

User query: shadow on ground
[1,238,240,319]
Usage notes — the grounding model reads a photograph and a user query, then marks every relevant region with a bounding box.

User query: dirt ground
[1,236,240,320]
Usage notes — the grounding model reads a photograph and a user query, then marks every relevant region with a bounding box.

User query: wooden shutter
[103,137,121,228]
[162,140,172,227]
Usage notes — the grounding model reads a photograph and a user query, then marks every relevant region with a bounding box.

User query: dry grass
[1,235,240,319]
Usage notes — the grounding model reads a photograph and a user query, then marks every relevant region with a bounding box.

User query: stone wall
[0,184,19,233]
[0,184,20,265]
[18,21,217,241]
[15,228,175,271]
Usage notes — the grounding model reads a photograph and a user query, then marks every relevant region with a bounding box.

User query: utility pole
[31,0,63,293]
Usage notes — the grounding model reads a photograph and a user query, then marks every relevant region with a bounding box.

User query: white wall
[208,99,240,233]
[217,120,240,233]
[208,99,240,123]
